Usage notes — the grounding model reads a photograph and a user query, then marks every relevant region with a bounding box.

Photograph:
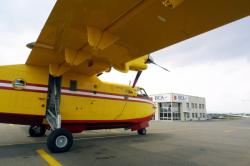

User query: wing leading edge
[26,0,250,76]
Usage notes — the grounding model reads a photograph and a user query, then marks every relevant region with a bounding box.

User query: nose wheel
[47,128,73,153]
[137,128,147,135]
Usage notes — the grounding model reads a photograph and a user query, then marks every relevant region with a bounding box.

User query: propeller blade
[151,61,170,72]
[96,72,103,77]
[146,56,170,72]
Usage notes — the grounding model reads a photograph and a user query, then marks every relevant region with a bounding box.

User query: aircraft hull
[0,112,153,133]
[0,65,155,133]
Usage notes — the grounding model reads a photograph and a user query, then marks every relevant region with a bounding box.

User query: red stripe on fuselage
[0,80,12,83]
[0,80,153,104]
[27,83,48,87]
[0,86,47,94]
[0,86,13,91]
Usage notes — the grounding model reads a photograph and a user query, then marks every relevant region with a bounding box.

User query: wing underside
[26,0,250,76]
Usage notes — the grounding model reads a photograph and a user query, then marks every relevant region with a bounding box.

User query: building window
[192,113,195,118]
[191,103,194,108]
[160,113,163,117]
[200,113,202,117]
[199,104,201,109]
[202,104,205,109]
[162,103,168,107]
[187,113,190,118]
[186,103,189,108]
[195,103,197,109]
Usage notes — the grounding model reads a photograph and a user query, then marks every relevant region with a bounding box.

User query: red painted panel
[0,113,44,125]
[0,112,153,133]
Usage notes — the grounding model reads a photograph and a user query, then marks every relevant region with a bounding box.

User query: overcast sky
[0,1,250,113]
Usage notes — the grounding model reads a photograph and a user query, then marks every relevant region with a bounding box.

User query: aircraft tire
[137,128,147,135]
[47,128,73,153]
[29,125,46,137]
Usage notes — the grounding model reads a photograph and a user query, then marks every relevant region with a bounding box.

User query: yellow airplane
[0,0,249,153]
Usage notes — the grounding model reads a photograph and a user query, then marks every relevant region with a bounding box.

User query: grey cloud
[151,16,250,67]
[0,1,56,33]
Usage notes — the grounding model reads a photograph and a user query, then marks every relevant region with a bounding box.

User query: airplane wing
[25,0,250,76]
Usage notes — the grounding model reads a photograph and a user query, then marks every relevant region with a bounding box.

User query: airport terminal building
[151,93,207,121]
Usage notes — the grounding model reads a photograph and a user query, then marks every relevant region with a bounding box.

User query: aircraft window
[13,79,26,90]
[137,88,148,97]
[69,80,77,91]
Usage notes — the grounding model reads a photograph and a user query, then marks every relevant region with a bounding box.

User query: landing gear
[29,125,46,137]
[46,75,62,130]
[47,128,73,153]
[45,75,74,153]
[137,128,147,135]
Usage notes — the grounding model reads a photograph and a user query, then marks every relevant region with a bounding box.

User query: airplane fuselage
[0,64,154,133]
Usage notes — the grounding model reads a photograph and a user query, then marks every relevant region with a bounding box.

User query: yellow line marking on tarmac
[37,149,62,166]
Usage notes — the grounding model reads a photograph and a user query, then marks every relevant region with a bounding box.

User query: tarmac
[0,119,250,166]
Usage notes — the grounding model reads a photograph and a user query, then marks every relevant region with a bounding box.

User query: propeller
[96,72,103,77]
[132,55,170,88]
[146,56,170,72]
[97,55,169,87]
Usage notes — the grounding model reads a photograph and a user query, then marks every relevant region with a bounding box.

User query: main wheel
[29,125,46,137]
[137,128,147,135]
[47,128,73,153]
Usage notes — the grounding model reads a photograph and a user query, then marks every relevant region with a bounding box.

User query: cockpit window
[137,88,148,97]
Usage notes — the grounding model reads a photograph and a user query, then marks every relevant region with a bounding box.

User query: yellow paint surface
[37,149,62,166]
[26,0,250,76]
[0,64,154,122]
